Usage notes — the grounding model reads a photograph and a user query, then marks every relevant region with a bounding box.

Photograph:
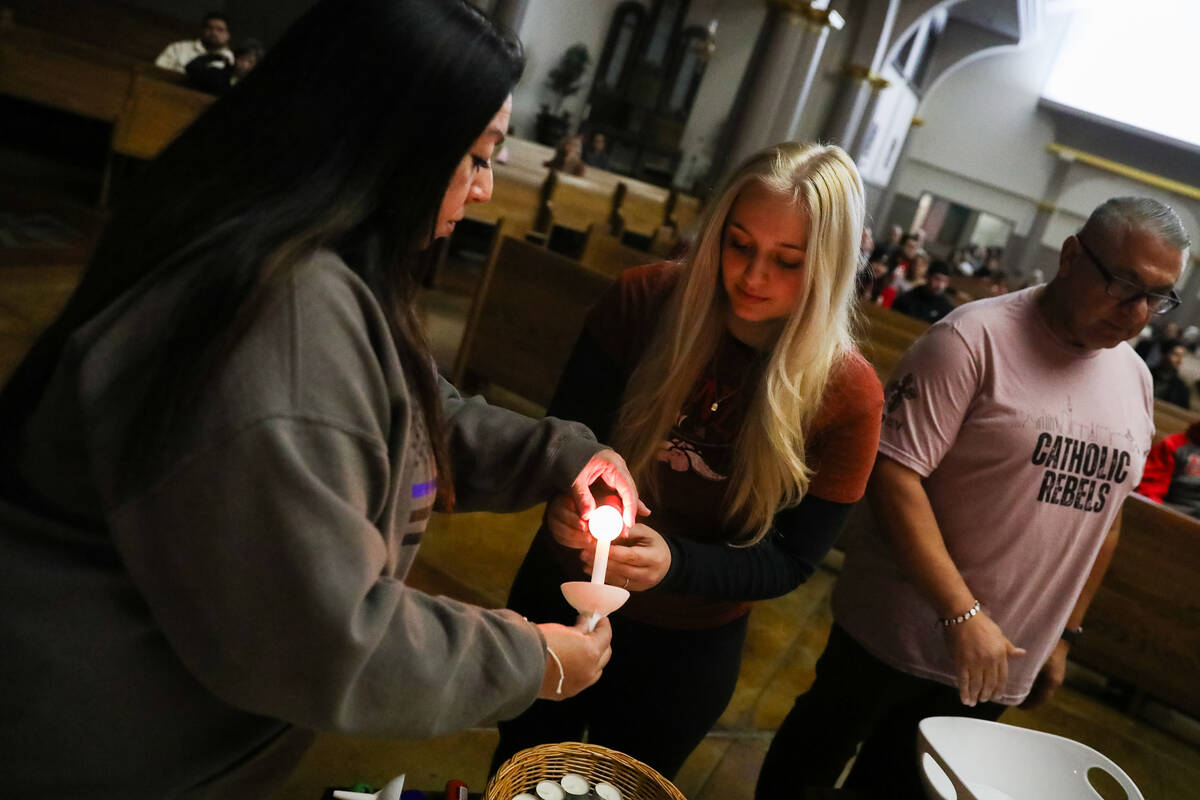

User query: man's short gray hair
[1082,196,1191,255]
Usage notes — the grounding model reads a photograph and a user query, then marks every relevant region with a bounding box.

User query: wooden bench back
[580,226,654,279]
[0,22,137,122]
[616,182,669,239]
[110,73,213,160]
[452,233,612,408]
[0,263,84,383]
[667,190,704,236]
[1152,398,1199,440]
[545,171,618,235]
[467,164,548,240]
[1070,492,1200,718]
[6,0,193,63]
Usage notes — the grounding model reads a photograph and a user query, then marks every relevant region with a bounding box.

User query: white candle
[587,504,623,585]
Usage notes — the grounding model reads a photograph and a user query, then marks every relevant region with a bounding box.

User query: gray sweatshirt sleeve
[108,414,547,737]
[440,376,604,513]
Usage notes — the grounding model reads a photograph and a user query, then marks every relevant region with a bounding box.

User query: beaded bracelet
[939,599,981,627]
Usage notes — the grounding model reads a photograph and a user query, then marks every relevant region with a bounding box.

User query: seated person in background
[951,247,975,276]
[856,247,887,301]
[155,11,233,73]
[582,131,609,169]
[1135,421,1200,518]
[974,252,1003,278]
[1151,343,1191,408]
[892,260,955,323]
[187,38,264,94]
[893,250,929,293]
[1135,320,1181,369]
[892,232,920,279]
[872,261,902,308]
[544,134,586,176]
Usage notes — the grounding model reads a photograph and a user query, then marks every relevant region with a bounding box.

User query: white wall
[893,11,1070,238]
[511,0,637,140]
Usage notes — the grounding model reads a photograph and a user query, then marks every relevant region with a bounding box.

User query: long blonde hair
[614,142,865,544]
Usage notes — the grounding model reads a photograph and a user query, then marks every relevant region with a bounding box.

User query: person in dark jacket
[892,259,956,323]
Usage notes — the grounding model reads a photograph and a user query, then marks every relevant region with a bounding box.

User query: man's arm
[869,455,1025,707]
[1021,507,1122,709]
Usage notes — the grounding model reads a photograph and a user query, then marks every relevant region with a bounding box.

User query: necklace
[706,346,741,413]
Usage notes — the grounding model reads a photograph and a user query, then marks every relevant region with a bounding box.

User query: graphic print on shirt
[1030,431,1131,513]
[656,356,747,482]
[884,370,1138,515]
[402,416,437,546]
[884,372,918,415]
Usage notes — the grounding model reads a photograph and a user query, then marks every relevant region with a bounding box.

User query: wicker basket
[485,742,687,800]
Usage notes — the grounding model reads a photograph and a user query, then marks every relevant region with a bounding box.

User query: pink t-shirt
[833,287,1154,704]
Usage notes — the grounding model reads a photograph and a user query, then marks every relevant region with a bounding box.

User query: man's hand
[944,610,1026,706]
[1020,639,1068,710]
[536,617,612,700]
[581,522,670,591]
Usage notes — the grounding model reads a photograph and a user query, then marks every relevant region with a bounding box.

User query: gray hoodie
[0,250,600,798]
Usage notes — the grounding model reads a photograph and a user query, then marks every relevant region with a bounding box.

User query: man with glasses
[758,197,1189,800]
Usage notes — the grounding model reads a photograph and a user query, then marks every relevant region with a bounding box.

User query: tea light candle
[512,794,537,800]
[594,782,621,800]
[560,773,589,799]
[587,503,623,586]
[535,780,565,800]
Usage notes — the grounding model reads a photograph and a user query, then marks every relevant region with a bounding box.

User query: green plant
[546,43,591,113]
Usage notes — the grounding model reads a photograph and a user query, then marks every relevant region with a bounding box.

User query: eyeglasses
[1076,236,1180,315]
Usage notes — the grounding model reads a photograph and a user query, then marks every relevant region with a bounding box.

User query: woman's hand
[569,449,646,530]
[536,617,612,700]
[545,492,591,550]
[943,610,1026,706]
[581,522,671,592]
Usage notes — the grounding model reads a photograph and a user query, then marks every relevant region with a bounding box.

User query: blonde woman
[491,142,883,777]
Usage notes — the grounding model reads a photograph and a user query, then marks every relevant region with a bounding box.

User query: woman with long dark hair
[0,1,635,796]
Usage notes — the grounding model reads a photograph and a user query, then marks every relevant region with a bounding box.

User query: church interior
[2,0,1199,797]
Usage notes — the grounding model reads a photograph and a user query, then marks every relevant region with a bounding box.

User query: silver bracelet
[940,599,981,627]
[545,645,565,695]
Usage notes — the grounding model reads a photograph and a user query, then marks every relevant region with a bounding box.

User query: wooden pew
[540,171,620,257]
[5,0,192,64]
[579,225,654,279]
[0,21,137,123]
[465,163,547,241]
[666,190,703,236]
[1070,492,1200,718]
[612,182,670,247]
[500,136,555,173]
[109,73,213,161]
[101,72,213,203]
[452,232,612,411]
[1152,398,1199,440]
[0,262,84,383]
